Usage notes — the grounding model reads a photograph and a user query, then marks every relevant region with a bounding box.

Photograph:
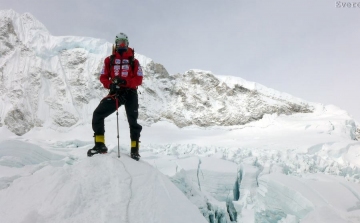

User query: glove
[109,83,120,92]
[113,77,127,85]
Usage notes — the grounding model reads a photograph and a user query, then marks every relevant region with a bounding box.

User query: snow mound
[0,140,64,167]
[0,147,207,223]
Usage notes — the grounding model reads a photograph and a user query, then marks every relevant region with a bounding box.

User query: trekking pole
[115,95,120,158]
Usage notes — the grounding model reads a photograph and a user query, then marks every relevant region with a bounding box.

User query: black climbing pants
[92,89,142,141]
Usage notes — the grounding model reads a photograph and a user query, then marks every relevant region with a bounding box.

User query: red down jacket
[99,47,143,90]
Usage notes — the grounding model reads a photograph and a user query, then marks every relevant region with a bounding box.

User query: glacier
[0,9,360,223]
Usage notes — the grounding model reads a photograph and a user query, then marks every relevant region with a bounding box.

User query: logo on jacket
[100,65,105,75]
[115,59,121,65]
[137,66,143,76]
[114,65,120,76]
[121,71,128,77]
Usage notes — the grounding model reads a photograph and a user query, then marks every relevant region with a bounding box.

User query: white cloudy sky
[2,0,360,121]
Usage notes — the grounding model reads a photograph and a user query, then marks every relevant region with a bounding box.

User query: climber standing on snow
[88,32,143,160]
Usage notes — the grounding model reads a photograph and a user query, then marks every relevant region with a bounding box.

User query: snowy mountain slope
[0,140,207,223]
[1,9,317,136]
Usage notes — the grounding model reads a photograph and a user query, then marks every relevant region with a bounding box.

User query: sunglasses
[116,39,128,47]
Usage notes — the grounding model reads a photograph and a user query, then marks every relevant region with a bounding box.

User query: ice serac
[1,9,319,136]
[170,169,231,223]
[166,155,240,223]
[257,173,360,223]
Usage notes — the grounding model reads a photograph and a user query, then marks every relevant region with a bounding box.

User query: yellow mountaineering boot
[87,135,108,157]
[130,140,140,161]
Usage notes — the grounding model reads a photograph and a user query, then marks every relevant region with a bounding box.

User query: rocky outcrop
[139,69,312,128]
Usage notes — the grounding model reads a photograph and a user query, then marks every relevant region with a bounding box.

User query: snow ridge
[118,159,133,223]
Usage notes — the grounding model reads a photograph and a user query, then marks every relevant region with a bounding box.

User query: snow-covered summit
[0,9,49,43]
[0,9,110,56]
[0,9,355,136]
